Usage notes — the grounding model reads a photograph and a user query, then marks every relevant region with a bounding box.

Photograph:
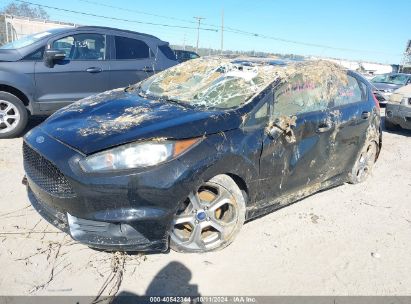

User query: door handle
[142,66,153,72]
[361,111,371,119]
[86,67,102,73]
[316,122,332,133]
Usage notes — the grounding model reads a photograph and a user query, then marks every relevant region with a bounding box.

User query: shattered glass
[138,57,348,109]
[58,57,350,137]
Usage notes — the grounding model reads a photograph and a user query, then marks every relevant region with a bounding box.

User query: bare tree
[1,2,49,19]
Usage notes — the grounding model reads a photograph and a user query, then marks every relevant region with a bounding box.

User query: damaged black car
[23,58,382,253]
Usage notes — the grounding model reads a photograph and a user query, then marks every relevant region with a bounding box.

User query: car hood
[0,49,22,62]
[41,88,242,154]
[371,82,402,91]
[393,84,411,97]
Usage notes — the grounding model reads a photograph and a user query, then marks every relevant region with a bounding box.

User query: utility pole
[194,16,205,54]
[182,33,186,51]
[221,9,224,55]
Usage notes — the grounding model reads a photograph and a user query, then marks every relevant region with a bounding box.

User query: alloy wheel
[170,180,243,252]
[0,100,21,134]
[353,142,378,183]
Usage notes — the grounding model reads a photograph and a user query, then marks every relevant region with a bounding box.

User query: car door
[257,75,335,205]
[327,73,374,176]
[34,32,109,113]
[107,35,155,90]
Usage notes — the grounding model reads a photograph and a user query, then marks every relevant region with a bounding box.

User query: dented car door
[258,75,334,205]
[326,74,375,176]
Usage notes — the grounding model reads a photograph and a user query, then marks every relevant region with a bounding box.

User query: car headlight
[79,138,201,172]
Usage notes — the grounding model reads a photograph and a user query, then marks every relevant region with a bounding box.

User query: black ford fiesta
[23,58,382,253]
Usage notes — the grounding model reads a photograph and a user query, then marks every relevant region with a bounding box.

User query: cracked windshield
[139,58,275,108]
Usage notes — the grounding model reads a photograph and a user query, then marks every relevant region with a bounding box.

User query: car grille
[23,142,76,198]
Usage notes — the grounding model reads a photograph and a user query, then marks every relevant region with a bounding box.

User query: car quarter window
[333,75,365,106]
[273,74,330,117]
[114,36,150,59]
[246,98,270,126]
[23,47,45,61]
[52,33,106,60]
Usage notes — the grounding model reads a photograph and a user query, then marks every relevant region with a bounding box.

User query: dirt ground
[0,112,410,300]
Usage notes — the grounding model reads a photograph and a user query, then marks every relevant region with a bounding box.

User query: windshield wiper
[158,95,193,108]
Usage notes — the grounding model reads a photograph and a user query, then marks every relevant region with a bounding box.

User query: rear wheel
[0,92,29,138]
[384,119,398,131]
[349,141,378,184]
[170,175,246,253]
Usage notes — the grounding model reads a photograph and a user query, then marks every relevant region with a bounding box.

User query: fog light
[386,110,393,118]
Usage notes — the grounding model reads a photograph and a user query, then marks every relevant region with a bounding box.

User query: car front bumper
[385,102,411,130]
[23,127,197,252]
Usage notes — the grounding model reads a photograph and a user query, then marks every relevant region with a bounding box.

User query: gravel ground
[0,113,410,299]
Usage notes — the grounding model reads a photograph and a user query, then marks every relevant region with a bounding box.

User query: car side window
[273,74,329,117]
[334,75,364,106]
[115,36,150,59]
[52,33,106,60]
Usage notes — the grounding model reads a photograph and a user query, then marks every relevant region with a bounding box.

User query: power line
[77,0,214,27]
[71,0,400,56]
[221,27,401,56]
[13,0,218,32]
[13,0,401,57]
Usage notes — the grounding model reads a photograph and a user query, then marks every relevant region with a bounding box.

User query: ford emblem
[36,136,45,144]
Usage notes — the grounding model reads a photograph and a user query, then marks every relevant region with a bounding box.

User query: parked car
[23,58,381,253]
[385,84,411,130]
[173,49,200,63]
[370,73,411,105]
[0,26,178,138]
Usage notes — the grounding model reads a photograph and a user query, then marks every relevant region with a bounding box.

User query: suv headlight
[79,138,201,172]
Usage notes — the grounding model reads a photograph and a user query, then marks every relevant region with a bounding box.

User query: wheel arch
[225,173,249,202]
[0,84,30,108]
[192,154,258,207]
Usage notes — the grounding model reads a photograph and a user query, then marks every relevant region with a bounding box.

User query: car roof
[49,26,162,41]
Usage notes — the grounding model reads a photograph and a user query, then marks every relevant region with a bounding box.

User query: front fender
[179,129,263,207]
[0,64,36,105]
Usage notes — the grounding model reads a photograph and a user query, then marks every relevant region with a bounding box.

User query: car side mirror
[44,49,66,68]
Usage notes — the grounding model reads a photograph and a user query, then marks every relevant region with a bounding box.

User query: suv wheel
[0,92,29,138]
[170,174,246,253]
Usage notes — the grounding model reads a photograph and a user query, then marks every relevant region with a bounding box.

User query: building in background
[315,57,393,79]
[0,14,75,46]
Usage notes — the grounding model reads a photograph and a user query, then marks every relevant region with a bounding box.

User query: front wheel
[349,141,378,184]
[170,175,246,253]
[0,92,29,138]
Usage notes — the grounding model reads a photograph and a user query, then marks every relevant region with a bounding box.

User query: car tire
[348,141,378,184]
[384,119,397,131]
[170,174,246,253]
[0,92,29,139]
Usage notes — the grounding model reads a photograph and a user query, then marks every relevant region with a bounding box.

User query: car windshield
[0,31,52,49]
[371,74,409,85]
[138,58,349,110]
[139,58,277,109]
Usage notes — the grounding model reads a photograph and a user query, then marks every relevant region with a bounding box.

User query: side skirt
[245,173,347,221]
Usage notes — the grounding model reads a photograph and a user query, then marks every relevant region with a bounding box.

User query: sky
[1,0,410,64]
